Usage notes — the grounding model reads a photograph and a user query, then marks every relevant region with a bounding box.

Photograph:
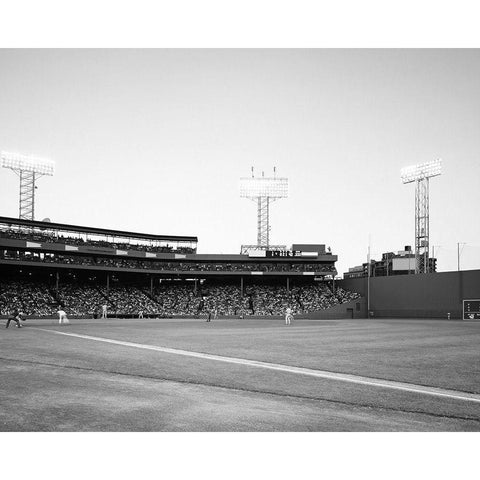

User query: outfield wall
[338,269,480,319]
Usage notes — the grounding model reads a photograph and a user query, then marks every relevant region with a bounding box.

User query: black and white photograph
[0,2,479,479]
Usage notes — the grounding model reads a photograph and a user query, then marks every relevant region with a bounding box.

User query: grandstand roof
[0,216,198,243]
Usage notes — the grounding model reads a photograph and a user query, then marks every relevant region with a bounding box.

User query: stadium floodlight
[401,159,442,274]
[1,152,55,176]
[401,159,441,184]
[240,167,289,250]
[1,151,56,221]
[239,177,289,199]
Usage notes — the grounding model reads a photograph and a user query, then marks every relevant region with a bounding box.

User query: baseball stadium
[1,156,479,432]
[2,46,480,435]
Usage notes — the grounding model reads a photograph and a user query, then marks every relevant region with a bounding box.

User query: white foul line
[34,328,480,404]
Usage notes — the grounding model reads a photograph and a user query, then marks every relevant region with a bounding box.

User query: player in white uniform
[58,309,69,325]
[101,304,108,318]
[285,307,293,325]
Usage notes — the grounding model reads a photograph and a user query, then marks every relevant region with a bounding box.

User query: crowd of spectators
[0,280,57,315]
[1,250,335,273]
[0,228,195,254]
[56,283,107,316]
[0,278,360,317]
[199,285,250,316]
[150,262,335,273]
[150,284,198,316]
[98,285,159,315]
[295,284,360,312]
[245,285,295,316]
[152,282,360,316]
[238,285,359,315]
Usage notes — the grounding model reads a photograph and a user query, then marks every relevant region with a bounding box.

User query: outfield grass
[1,317,479,431]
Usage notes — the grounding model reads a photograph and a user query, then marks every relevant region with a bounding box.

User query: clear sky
[0,49,479,275]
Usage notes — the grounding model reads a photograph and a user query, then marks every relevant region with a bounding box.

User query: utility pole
[367,237,371,317]
[431,245,441,272]
[457,243,466,271]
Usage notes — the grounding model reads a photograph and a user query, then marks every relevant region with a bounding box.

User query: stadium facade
[0,216,364,319]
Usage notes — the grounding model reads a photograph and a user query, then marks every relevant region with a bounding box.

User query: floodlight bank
[239,177,289,198]
[1,151,55,176]
[401,159,442,184]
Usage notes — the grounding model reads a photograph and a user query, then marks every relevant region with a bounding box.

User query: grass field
[1,317,479,431]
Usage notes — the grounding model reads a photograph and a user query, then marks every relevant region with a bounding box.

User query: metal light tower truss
[1,151,55,221]
[401,159,442,274]
[239,169,288,249]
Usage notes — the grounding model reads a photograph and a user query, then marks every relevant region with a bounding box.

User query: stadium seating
[97,284,159,315]
[0,280,57,316]
[0,278,360,317]
[0,249,335,273]
[56,282,108,316]
[0,229,195,254]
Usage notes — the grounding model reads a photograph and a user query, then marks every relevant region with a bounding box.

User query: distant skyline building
[344,245,437,279]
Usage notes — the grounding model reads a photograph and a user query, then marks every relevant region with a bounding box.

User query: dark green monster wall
[338,269,480,319]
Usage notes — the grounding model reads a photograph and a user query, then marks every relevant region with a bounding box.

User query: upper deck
[0,216,198,254]
[0,216,337,276]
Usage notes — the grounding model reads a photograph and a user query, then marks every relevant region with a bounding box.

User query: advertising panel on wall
[463,299,480,320]
[392,257,415,271]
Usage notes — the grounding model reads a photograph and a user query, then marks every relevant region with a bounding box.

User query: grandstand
[0,215,361,318]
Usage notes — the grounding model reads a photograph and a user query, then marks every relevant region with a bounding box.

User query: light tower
[239,167,288,254]
[401,159,442,274]
[1,151,55,221]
